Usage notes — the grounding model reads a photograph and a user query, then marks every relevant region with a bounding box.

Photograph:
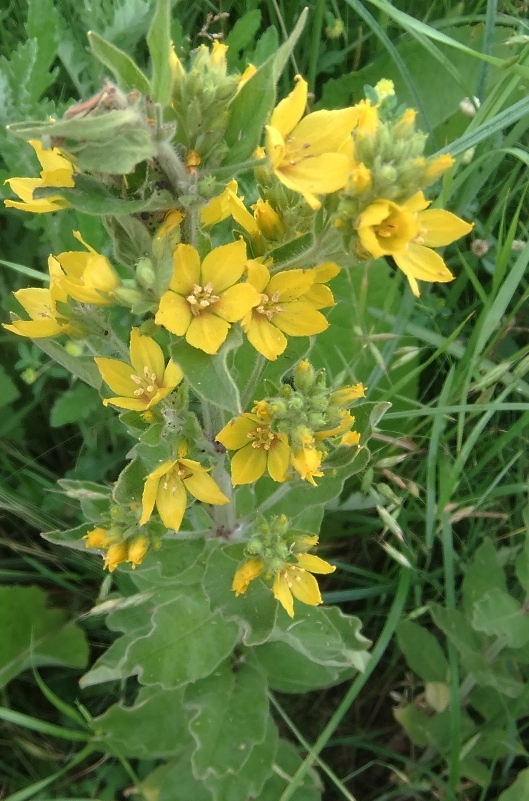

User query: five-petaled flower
[216,410,290,485]
[94,328,183,411]
[241,261,332,360]
[265,75,357,210]
[155,241,260,354]
[356,191,473,296]
[5,139,75,213]
[140,456,230,532]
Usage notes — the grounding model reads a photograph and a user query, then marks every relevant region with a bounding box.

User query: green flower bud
[135,257,156,290]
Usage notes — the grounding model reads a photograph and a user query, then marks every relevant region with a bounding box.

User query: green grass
[1,0,529,799]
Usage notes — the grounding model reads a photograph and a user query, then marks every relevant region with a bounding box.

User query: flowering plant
[3,2,472,796]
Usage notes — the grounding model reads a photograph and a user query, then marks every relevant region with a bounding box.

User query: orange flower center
[255,291,284,321]
[247,424,278,451]
[186,282,220,316]
[130,365,161,401]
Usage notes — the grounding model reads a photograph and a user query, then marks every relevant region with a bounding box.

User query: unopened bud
[459,96,480,117]
[112,286,145,307]
[136,257,156,290]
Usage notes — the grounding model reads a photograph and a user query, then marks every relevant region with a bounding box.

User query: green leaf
[472,588,529,649]
[31,338,102,388]
[0,586,88,688]
[141,748,212,801]
[147,0,173,106]
[129,539,208,591]
[499,768,529,801]
[50,383,101,427]
[254,604,370,693]
[223,9,308,166]
[393,705,432,747]
[170,339,241,414]
[35,174,174,216]
[0,364,20,409]
[104,214,152,267]
[95,685,189,758]
[202,544,277,646]
[462,538,507,615]
[396,620,448,682]
[185,660,269,780]
[112,457,145,506]
[88,31,150,93]
[8,108,141,141]
[75,127,156,174]
[225,11,262,58]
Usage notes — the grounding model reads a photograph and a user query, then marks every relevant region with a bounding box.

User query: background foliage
[1,0,529,799]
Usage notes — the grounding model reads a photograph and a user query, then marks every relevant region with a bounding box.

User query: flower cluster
[3,33,472,612]
[232,513,336,617]
[217,361,365,486]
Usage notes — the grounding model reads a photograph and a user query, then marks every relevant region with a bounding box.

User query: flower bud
[135,257,156,290]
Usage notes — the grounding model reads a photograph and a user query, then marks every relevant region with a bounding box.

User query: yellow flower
[241,261,330,360]
[301,262,340,309]
[251,199,285,240]
[3,256,73,338]
[330,383,366,405]
[201,180,259,236]
[85,528,150,571]
[127,535,150,568]
[216,413,290,485]
[54,231,120,305]
[356,191,473,296]
[104,542,129,572]
[265,75,358,210]
[273,553,336,618]
[94,327,183,411]
[4,139,75,213]
[422,154,455,183]
[155,241,260,355]
[84,527,112,549]
[139,457,230,532]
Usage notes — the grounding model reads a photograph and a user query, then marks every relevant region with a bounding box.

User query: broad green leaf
[75,128,156,174]
[88,31,150,93]
[254,604,370,693]
[472,588,529,649]
[8,108,140,141]
[170,339,241,414]
[396,620,448,682]
[147,0,173,106]
[393,705,432,747]
[225,10,262,58]
[32,338,102,388]
[207,716,278,801]
[35,175,174,216]
[129,539,208,591]
[50,383,101,427]
[95,685,189,758]
[0,586,88,688]
[112,457,145,507]
[141,748,212,801]
[499,768,529,801]
[462,539,507,616]
[185,660,269,779]
[121,586,239,689]
[202,544,277,646]
[104,214,152,267]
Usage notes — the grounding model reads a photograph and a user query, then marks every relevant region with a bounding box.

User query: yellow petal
[272,572,294,617]
[267,269,313,301]
[272,302,328,336]
[127,536,149,567]
[201,240,247,293]
[216,415,258,449]
[393,244,455,290]
[232,558,265,596]
[265,125,287,171]
[155,290,192,336]
[267,435,290,481]
[246,260,271,293]
[85,527,110,549]
[156,473,187,531]
[288,567,323,606]
[104,543,129,572]
[163,359,184,389]
[170,244,201,294]
[130,328,165,380]
[290,107,357,157]
[140,474,161,525]
[182,467,230,505]
[31,139,73,173]
[342,430,360,446]
[94,357,135,396]
[215,283,260,322]
[228,193,259,237]
[270,75,307,139]
[186,313,230,355]
[296,553,336,574]
[244,314,287,360]
[102,396,153,411]
[275,153,351,208]
[230,443,267,485]
[201,181,239,226]
[418,209,473,248]
[3,318,63,338]
[302,283,335,309]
